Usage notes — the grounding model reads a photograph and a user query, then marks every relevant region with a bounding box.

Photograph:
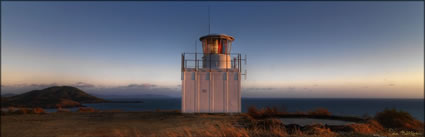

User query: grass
[247,106,363,122]
[1,107,423,137]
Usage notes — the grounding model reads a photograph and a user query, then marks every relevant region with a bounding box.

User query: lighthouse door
[198,72,211,112]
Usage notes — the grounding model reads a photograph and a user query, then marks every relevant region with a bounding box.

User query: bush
[78,107,97,112]
[375,108,424,132]
[8,106,16,113]
[102,109,122,112]
[308,108,331,116]
[171,110,181,113]
[248,106,281,118]
[15,107,30,114]
[263,107,279,117]
[57,108,71,113]
[347,120,384,134]
[32,107,46,114]
[248,106,262,118]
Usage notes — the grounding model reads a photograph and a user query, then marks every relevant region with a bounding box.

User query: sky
[1,2,423,98]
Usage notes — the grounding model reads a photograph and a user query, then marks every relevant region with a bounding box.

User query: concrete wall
[182,70,241,113]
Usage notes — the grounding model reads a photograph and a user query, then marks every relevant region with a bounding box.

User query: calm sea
[46,98,424,121]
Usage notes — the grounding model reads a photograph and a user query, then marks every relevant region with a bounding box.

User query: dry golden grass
[2,108,423,137]
[307,108,331,116]
[303,124,337,137]
[346,119,385,135]
[163,120,287,137]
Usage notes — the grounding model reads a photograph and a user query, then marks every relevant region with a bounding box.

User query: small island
[1,86,141,108]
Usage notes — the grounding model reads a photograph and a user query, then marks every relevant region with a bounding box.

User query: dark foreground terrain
[1,110,423,137]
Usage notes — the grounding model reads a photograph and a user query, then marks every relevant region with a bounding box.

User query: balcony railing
[181,53,247,79]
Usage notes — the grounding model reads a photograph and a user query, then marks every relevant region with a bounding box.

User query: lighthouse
[181,34,246,113]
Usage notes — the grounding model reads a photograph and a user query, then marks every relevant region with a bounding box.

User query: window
[206,72,210,80]
[191,72,195,80]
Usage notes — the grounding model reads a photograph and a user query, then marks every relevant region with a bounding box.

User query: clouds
[1,79,422,98]
[383,78,397,87]
[127,83,157,88]
[72,82,95,88]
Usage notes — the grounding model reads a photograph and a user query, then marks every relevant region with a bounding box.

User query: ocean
[48,98,424,121]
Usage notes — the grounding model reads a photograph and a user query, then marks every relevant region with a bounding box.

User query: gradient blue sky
[1,2,423,98]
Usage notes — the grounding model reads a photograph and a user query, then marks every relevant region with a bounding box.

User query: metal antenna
[195,39,198,70]
[208,6,210,34]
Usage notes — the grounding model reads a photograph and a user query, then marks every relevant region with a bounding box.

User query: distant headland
[1,86,141,108]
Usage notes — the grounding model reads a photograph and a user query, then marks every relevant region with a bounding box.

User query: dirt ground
[1,112,241,137]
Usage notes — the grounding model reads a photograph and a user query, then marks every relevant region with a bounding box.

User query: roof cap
[199,34,234,41]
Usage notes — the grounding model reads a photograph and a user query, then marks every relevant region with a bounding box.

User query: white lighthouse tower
[181,34,246,113]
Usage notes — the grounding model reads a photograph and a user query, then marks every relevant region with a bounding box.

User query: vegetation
[1,107,46,115]
[1,106,423,137]
[247,106,360,122]
[307,108,331,116]
[78,107,99,112]
[375,108,424,132]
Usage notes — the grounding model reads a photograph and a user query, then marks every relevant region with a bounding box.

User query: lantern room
[200,34,234,55]
[199,34,235,69]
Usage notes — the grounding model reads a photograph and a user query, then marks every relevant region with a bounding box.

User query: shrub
[248,106,281,118]
[32,107,46,114]
[78,107,96,112]
[248,106,262,118]
[102,109,122,112]
[57,108,71,113]
[171,110,181,113]
[263,107,279,117]
[308,108,331,116]
[347,120,384,134]
[15,107,30,114]
[8,106,16,113]
[375,108,424,132]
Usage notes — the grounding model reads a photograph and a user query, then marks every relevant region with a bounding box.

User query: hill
[1,93,17,97]
[1,86,108,108]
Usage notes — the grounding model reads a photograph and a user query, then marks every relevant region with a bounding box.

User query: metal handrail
[181,53,247,79]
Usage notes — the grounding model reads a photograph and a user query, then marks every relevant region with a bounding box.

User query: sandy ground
[1,112,241,137]
[280,118,356,126]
